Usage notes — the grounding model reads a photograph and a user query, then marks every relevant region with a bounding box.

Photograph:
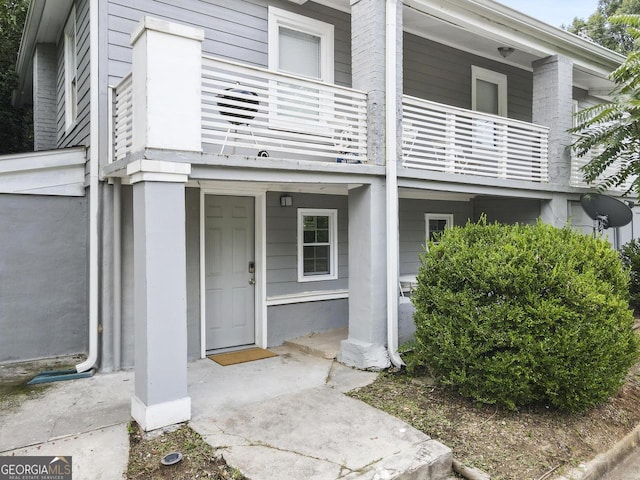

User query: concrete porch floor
[0,339,454,480]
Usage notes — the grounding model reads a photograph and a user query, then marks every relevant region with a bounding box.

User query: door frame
[199,185,267,358]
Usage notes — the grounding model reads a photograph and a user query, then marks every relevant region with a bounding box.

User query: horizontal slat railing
[202,55,367,162]
[571,143,634,192]
[113,73,133,162]
[402,95,549,182]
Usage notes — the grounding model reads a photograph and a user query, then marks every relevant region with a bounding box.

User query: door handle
[248,278,256,285]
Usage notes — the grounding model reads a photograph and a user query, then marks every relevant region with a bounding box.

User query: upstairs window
[298,208,338,282]
[471,66,507,117]
[64,6,78,130]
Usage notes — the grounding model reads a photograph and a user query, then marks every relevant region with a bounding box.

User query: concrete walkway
[0,344,454,480]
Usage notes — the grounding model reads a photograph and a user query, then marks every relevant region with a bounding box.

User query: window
[64,7,77,130]
[425,214,453,244]
[471,66,507,117]
[298,209,338,282]
[268,7,334,131]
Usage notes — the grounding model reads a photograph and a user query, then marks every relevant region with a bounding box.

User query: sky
[498,0,600,28]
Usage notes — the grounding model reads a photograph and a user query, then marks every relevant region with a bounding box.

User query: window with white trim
[268,7,334,131]
[425,214,453,244]
[64,6,78,130]
[298,208,338,282]
[471,66,507,117]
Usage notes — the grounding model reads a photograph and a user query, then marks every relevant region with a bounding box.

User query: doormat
[208,347,278,366]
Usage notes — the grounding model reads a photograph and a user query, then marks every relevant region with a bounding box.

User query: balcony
[402,96,549,183]
[571,144,634,192]
[113,55,368,164]
[113,49,549,183]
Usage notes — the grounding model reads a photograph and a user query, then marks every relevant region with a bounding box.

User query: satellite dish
[580,193,633,235]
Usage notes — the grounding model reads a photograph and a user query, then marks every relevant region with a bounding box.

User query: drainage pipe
[113,178,122,370]
[385,0,404,368]
[76,0,100,373]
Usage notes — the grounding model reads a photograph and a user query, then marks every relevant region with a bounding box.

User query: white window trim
[268,7,334,83]
[425,213,454,244]
[297,208,338,282]
[471,66,507,117]
[64,6,78,131]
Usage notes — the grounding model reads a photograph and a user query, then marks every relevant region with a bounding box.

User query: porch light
[497,47,515,58]
[280,194,293,207]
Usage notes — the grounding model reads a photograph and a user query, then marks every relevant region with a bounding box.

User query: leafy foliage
[566,0,640,54]
[570,14,640,194]
[620,238,640,313]
[0,0,32,154]
[408,219,638,412]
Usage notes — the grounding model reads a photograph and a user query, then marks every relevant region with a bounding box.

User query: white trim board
[266,289,349,306]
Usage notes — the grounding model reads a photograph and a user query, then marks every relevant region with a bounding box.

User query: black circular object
[580,193,633,228]
[161,452,183,466]
[217,88,259,125]
[257,150,269,157]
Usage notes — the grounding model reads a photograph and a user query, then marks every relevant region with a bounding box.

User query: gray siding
[267,299,347,347]
[398,198,473,275]
[266,192,348,297]
[0,194,88,363]
[107,0,351,87]
[57,0,91,148]
[404,33,533,123]
[473,197,541,224]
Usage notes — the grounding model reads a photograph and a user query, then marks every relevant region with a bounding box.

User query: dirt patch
[126,422,247,480]
[349,361,640,480]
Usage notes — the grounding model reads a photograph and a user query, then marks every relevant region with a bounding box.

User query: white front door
[204,195,256,351]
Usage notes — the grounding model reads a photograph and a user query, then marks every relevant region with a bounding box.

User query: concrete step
[283,327,347,359]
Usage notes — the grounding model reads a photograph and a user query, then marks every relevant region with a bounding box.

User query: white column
[128,160,192,431]
[130,17,204,152]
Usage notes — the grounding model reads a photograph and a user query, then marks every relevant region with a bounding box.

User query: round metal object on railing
[217,88,259,125]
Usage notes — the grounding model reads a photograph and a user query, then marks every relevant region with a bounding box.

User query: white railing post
[130,18,204,152]
[444,112,456,173]
[496,123,508,179]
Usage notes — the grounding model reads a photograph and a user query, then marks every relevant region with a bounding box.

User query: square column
[533,55,574,227]
[128,160,192,431]
[339,181,391,369]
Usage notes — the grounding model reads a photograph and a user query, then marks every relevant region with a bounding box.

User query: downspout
[385,0,404,368]
[76,0,100,373]
[113,178,122,370]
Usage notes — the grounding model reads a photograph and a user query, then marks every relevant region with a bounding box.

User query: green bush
[409,218,638,412]
[620,239,640,314]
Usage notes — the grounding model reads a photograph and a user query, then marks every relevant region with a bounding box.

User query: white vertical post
[130,17,204,152]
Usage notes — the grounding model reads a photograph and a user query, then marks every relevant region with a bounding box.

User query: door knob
[248,278,256,285]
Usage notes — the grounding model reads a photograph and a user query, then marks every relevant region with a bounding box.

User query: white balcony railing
[402,96,549,183]
[571,144,634,192]
[113,73,133,162]
[201,56,367,163]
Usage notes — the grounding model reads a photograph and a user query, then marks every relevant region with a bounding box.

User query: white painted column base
[338,338,390,370]
[131,395,192,431]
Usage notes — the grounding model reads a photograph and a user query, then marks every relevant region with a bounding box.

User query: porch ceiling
[314,0,620,94]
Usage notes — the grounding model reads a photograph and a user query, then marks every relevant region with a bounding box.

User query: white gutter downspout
[386,0,404,368]
[76,0,100,373]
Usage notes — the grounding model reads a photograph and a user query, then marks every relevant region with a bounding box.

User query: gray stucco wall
[107,0,351,87]
[267,299,348,347]
[0,194,88,363]
[404,32,533,123]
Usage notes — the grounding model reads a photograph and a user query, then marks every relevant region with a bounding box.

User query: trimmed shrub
[620,239,640,314]
[409,218,638,412]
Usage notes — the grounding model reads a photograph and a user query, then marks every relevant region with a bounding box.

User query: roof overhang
[14,0,73,106]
